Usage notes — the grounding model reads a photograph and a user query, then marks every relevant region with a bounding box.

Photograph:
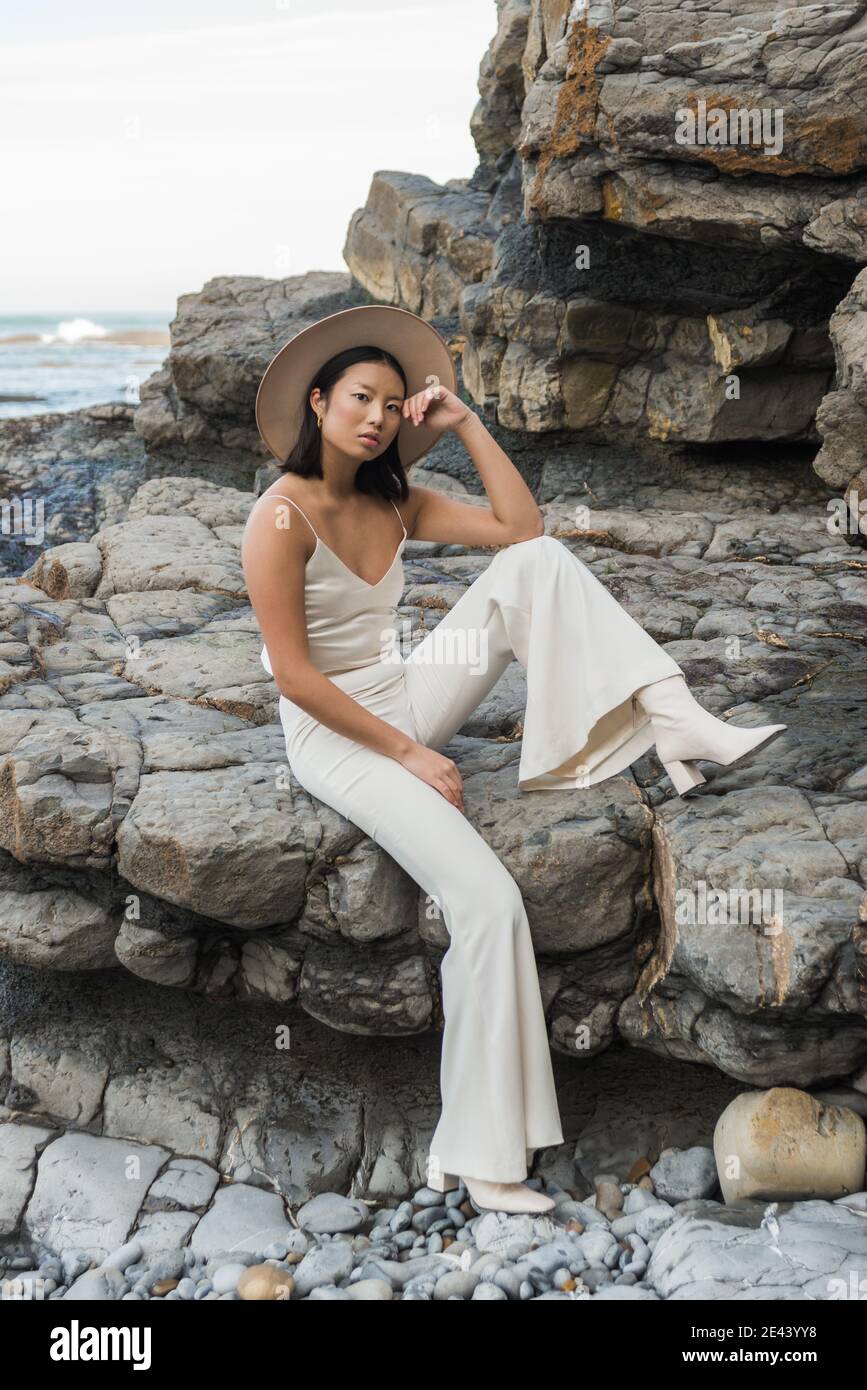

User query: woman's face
[313,361,405,459]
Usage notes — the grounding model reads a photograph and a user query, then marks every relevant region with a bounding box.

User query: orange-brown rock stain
[677,93,865,176]
[527,13,611,209]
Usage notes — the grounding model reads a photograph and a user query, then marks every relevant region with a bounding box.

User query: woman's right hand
[397,742,465,813]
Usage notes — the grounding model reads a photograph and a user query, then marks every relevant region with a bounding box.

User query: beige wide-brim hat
[255,304,458,468]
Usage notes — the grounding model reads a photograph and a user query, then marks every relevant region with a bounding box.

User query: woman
[241,305,786,1215]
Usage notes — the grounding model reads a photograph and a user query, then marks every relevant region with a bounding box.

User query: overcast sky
[3,0,497,313]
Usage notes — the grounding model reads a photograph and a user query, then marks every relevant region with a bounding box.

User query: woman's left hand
[402,382,470,435]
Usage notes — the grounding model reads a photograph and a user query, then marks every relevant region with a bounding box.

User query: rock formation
[2,346,866,1090]
[345,0,867,532]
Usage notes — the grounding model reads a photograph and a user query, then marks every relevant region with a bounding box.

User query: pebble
[2,1148,865,1301]
[295,1193,369,1235]
[211,1263,248,1294]
[473,1282,508,1299]
[650,1146,720,1203]
[100,1239,142,1273]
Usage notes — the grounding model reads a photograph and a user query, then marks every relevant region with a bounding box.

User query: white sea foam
[39,317,109,345]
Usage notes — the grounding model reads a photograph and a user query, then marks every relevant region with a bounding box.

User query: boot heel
[427,1169,460,1193]
[661,758,706,796]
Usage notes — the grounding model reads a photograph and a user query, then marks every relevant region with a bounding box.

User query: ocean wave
[0,326,170,347]
[39,317,110,344]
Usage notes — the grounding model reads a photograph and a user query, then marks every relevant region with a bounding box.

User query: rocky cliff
[344,0,867,532]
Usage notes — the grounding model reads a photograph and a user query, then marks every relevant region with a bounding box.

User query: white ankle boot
[634,674,787,797]
[427,1169,555,1214]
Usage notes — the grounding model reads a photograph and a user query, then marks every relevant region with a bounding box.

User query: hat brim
[255,304,458,468]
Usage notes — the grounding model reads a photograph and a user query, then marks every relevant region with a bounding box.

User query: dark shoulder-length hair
[280,345,410,502]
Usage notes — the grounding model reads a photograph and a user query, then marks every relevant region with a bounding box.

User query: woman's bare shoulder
[254,475,310,509]
[242,478,315,566]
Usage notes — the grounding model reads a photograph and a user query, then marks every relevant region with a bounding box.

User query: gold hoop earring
[316,413,323,431]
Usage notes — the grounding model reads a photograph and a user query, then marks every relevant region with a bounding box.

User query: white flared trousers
[278,536,684,1182]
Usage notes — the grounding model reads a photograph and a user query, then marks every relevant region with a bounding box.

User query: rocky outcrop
[343,1,867,513]
[814,266,867,539]
[515,2,867,236]
[459,245,843,441]
[470,0,534,167]
[1,296,865,1091]
[132,272,369,479]
[343,173,503,319]
[0,404,147,576]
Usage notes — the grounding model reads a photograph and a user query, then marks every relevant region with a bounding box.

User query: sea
[0,311,172,419]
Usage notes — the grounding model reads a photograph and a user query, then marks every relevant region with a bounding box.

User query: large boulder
[714,1088,866,1202]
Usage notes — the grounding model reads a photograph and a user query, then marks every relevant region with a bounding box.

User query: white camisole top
[258,493,408,678]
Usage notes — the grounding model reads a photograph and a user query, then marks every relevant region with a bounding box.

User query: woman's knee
[497,871,526,924]
[451,862,526,930]
[493,533,563,570]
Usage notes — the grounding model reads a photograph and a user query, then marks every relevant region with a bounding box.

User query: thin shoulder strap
[390,499,408,540]
[261,493,320,542]
[262,492,405,543]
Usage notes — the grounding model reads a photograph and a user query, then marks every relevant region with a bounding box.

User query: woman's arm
[279,664,415,760]
[402,387,544,547]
